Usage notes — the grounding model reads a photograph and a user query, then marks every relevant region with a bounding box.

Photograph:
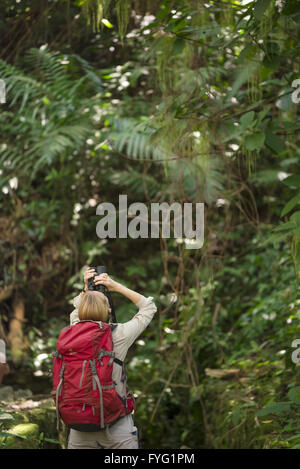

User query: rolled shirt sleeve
[112,296,157,353]
[70,294,81,325]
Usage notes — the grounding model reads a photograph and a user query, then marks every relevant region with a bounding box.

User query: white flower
[9,177,18,190]
[275,0,284,12]
[74,203,82,213]
[168,293,177,304]
[277,171,289,181]
[164,327,176,334]
[140,14,155,28]
[34,353,49,368]
[216,198,227,207]
[88,198,97,207]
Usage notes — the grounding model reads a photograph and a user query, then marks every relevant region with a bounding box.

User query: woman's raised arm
[94,273,142,305]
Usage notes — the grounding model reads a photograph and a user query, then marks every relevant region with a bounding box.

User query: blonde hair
[78,290,109,322]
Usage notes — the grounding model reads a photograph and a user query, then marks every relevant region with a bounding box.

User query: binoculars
[88,265,107,294]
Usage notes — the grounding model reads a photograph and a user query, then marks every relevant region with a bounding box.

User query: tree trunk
[7,294,25,367]
[0,284,13,302]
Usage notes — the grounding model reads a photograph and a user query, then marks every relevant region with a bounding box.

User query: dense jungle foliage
[0,0,300,449]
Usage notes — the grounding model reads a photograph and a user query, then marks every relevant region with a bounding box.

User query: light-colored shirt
[0,339,6,363]
[70,294,157,398]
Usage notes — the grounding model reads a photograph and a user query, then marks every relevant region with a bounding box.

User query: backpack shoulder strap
[107,324,124,376]
[113,356,127,383]
[99,323,125,381]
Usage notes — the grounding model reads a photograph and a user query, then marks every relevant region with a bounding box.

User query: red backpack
[51,320,135,432]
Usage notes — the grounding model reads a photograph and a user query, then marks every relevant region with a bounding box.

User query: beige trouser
[67,414,138,449]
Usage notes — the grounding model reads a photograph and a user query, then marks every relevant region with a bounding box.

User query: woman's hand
[83,267,96,291]
[94,273,119,292]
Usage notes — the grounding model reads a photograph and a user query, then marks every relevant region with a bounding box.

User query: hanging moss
[116,0,130,43]
[240,139,256,176]
[81,0,112,33]
[291,234,300,285]
[259,0,275,43]
[156,36,175,94]
[80,0,129,39]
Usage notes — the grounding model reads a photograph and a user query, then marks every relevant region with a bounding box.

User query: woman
[67,267,157,450]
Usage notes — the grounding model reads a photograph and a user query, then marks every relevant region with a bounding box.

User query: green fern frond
[24,48,67,84]
[110,168,163,198]
[108,118,174,161]
[166,153,224,204]
[72,54,103,92]
[0,59,50,108]
[0,49,99,178]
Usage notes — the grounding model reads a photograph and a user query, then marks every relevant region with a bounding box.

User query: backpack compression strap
[89,359,115,429]
[55,362,65,431]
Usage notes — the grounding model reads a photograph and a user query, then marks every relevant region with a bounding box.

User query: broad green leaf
[228,61,258,99]
[257,106,271,124]
[261,232,291,246]
[281,191,300,217]
[287,386,300,404]
[156,4,171,21]
[257,401,292,416]
[290,211,300,226]
[253,0,271,19]
[245,132,265,151]
[272,221,297,232]
[265,132,285,154]
[240,111,255,128]
[282,175,300,189]
[172,38,186,54]
[249,169,285,185]
[276,92,293,111]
